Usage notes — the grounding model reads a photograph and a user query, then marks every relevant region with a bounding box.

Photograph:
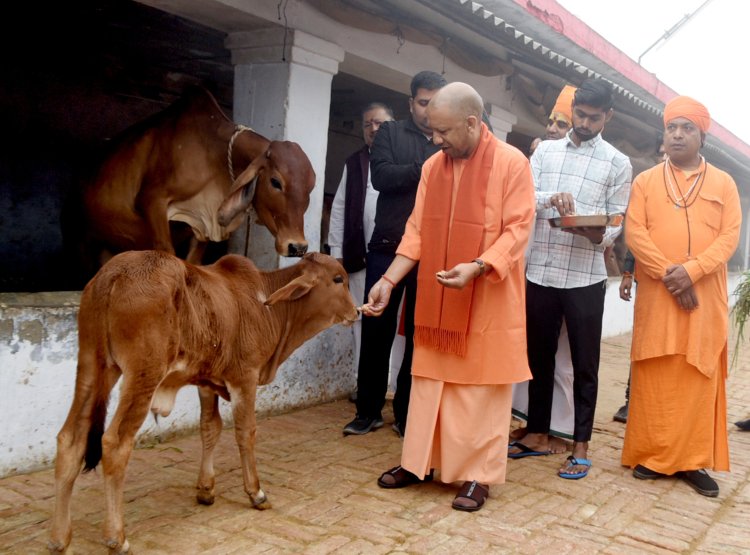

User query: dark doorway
[0,0,233,291]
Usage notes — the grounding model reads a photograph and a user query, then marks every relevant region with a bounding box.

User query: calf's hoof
[196,488,215,505]
[105,538,130,554]
[47,540,68,553]
[250,488,272,510]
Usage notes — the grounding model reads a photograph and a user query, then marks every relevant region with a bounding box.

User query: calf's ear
[265,274,318,305]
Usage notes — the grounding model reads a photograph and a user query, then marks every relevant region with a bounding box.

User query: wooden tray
[548,213,624,229]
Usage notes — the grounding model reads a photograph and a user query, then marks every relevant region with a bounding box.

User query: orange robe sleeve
[681,176,742,284]
[481,151,536,283]
[625,171,674,281]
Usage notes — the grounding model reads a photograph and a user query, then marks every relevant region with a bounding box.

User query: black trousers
[355,250,418,426]
[526,279,606,442]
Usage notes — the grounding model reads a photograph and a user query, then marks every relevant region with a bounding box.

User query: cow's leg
[49,355,120,553]
[185,236,208,266]
[98,248,115,269]
[227,381,270,509]
[196,386,222,505]
[136,193,175,254]
[101,376,161,553]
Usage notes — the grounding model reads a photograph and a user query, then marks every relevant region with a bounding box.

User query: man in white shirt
[513,79,631,480]
[328,102,394,371]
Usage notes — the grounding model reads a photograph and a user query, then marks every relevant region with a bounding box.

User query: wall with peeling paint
[0,292,356,477]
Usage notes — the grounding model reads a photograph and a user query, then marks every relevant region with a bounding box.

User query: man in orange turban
[623,95,741,497]
[529,85,577,156]
[663,95,711,133]
[547,84,577,139]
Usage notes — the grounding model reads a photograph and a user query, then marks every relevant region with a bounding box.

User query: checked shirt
[527,132,632,289]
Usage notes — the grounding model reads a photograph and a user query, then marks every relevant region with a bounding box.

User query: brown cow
[72,86,314,277]
[48,251,358,554]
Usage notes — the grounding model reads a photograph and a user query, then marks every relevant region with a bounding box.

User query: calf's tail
[79,270,119,472]
[83,394,108,472]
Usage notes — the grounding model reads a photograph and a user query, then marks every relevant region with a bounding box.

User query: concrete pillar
[485,103,517,141]
[225,29,344,268]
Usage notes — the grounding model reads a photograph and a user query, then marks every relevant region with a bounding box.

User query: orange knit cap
[550,85,577,123]
[663,95,711,133]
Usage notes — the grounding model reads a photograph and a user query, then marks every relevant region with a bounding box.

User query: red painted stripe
[511,0,750,158]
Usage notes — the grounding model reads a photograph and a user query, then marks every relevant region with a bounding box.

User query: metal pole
[637,0,715,65]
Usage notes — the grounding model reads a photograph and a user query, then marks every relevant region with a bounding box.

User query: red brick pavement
[1,332,749,554]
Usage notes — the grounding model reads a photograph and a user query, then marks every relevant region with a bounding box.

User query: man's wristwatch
[472,258,486,276]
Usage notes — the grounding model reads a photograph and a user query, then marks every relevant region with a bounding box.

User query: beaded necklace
[662,155,708,256]
[663,155,706,208]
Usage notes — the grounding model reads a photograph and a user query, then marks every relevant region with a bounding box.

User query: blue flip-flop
[558,455,592,479]
[507,440,551,459]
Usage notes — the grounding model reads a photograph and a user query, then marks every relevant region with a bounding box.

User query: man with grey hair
[328,102,394,373]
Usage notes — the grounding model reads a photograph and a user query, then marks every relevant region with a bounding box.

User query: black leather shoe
[633,464,666,480]
[613,403,628,423]
[343,415,384,436]
[735,418,750,431]
[677,469,719,497]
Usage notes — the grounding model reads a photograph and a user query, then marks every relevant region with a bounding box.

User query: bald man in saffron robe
[622,95,741,497]
[362,82,535,512]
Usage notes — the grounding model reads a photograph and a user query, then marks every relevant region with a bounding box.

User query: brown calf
[48,251,358,553]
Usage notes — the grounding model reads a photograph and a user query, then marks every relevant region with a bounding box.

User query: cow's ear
[217,155,268,226]
[265,274,318,305]
[232,154,266,192]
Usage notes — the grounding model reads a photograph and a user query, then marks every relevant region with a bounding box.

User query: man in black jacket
[343,70,447,436]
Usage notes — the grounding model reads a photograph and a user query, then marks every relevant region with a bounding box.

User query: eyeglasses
[363,120,387,129]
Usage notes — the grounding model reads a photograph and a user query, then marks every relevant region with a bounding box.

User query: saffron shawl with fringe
[414,124,495,356]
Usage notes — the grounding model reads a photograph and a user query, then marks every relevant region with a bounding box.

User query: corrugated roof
[447,0,663,114]
[434,0,750,178]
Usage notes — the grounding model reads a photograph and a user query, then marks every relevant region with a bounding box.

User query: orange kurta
[622,160,741,473]
[396,141,536,385]
[396,138,535,484]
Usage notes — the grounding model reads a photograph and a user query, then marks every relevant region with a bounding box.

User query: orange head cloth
[663,96,711,133]
[550,85,577,124]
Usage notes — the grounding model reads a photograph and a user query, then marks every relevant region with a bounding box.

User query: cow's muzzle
[286,242,308,257]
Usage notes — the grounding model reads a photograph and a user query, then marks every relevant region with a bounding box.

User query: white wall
[0,293,355,477]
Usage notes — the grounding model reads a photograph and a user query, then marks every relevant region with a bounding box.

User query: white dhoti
[511,321,575,438]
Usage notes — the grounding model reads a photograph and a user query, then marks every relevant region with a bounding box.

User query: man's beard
[573,126,597,142]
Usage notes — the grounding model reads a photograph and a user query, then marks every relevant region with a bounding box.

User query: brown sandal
[451,480,489,512]
[377,465,433,489]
